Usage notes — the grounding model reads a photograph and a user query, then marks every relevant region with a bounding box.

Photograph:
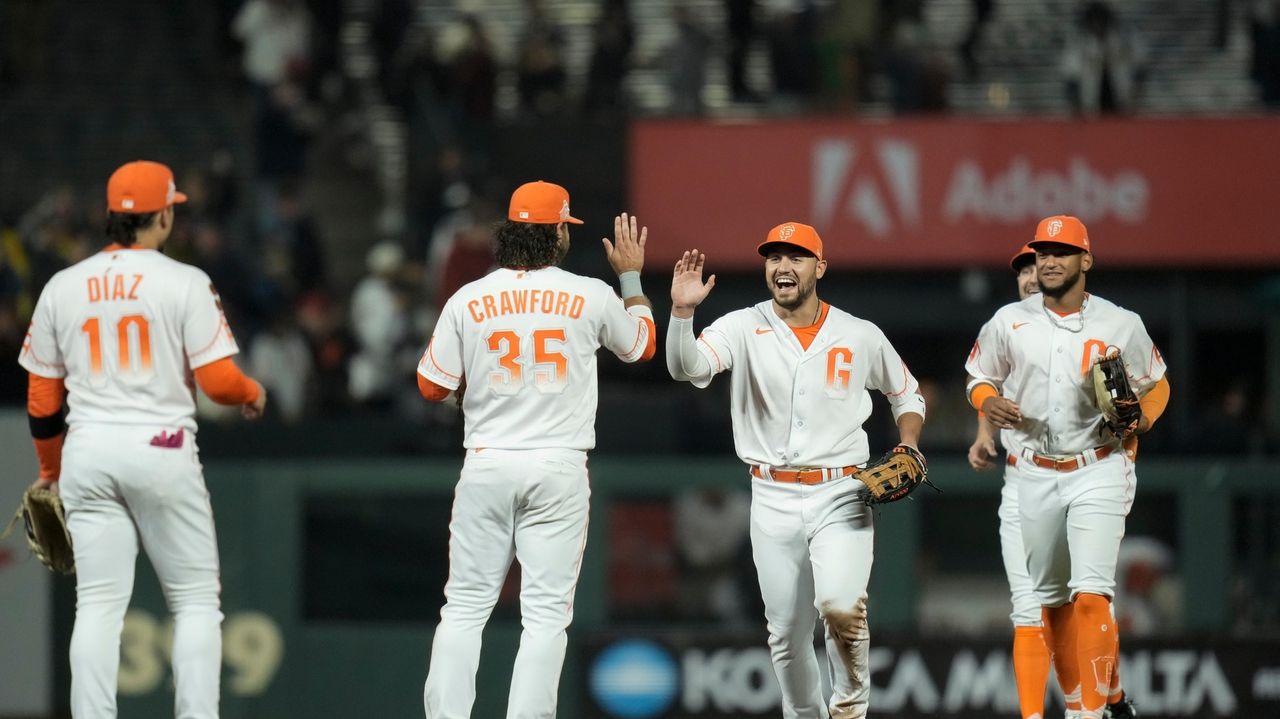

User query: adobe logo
[812,138,921,239]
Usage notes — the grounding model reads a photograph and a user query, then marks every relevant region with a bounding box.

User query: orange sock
[1042,603,1081,712]
[1107,627,1124,703]
[1074,593,1116,716]
[1013,625,1051,719]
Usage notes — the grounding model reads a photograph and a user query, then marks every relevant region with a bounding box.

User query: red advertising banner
[629,117,1280,269]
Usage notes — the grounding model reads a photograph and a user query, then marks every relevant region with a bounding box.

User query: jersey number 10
[81,314,153,378]
[486,328,568,395]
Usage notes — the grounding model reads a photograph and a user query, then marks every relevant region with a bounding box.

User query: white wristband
[618,271,643,298]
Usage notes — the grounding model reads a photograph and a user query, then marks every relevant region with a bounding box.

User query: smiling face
[762,244,826,310]
[1016,263,1040,300]
[1034,243,1092,299]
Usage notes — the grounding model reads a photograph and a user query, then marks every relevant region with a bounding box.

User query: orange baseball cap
[508,180,583,225]
[756,222,824,260]
[1009,243,1035,271]
[107,161,187,214]
[1028,215,1090,252]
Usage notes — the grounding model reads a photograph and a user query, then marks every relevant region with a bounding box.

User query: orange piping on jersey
[620,315,656,359]
[188,316,235,362]
[101,243,149,252]
[1139,376,1170,427]
[884,360,915,397]
[20,327,65,373]
[786,302,829,351]
[193,357,260,405]
[1049,307,1081,318]
[635,317,657,360]
[969,382,999,410]
[27,374,65,417]
[697,336,722,372]
[425,339,461,382]
[418,373,452,402]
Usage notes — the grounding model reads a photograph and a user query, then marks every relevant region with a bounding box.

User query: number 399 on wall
[118,609,284,697]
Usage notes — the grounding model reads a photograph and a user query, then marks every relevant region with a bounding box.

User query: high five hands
[671,249,716,319]
[602,212,646,275]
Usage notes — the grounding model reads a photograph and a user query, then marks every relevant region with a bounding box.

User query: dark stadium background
[1,1,1277,717]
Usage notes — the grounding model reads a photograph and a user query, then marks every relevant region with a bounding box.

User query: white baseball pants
[424,448,589,719]
[749,473,874,719]
[59,424,223,719]
[1016,452,1136,606]
[998,474,1043,627]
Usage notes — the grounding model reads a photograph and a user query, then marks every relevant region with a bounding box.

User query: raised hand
[671,249,716,318]
[602,212,646,275]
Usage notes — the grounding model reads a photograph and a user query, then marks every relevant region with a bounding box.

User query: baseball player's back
[29,248,237,430]
[19,161,266,719]
[418,183,655,719]
[423,266,652,450]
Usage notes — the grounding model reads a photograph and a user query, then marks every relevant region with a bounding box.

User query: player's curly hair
[495,220,564,270]
[105,211,160,246]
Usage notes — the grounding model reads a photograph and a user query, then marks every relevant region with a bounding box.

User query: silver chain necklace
[1043,295,1088,333]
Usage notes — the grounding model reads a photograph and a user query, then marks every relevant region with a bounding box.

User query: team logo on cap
[1047,219,1063,237]
[560,200,571,221]
[778,224,796,241]
[519,211,530,219]
[121,197,135,210]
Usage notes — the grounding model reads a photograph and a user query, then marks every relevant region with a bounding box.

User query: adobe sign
[630,117,1280,269]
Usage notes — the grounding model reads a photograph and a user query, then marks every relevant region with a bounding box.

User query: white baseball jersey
[418,266,654,450]
[966,293,1166,457]
[19,247,239,431]
[668,301,925,467]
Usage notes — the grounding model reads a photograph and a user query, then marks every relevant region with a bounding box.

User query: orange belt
[1006,445,1114,472]
[751,465,860,485]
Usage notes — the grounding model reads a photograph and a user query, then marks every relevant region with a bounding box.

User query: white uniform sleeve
[667,313,734,389]
[865,327,926,422]
[418,297,464,390]
[184,273,241,369]
[597,286,654,363]
[1121,313,1167,392]
[666,315,709,383]
[964,317,1010,386]
[17,280,66,378]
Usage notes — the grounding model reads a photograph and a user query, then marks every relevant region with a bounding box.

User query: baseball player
[417,181,655,718]
[965,216,1169,719]
[969,243,1136,719]
[19,161,268,718]
[666,223,926,719]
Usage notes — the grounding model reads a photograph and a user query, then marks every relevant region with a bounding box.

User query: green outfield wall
[36,456,1276,718]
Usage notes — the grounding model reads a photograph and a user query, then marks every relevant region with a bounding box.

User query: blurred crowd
[2,0,1279,436]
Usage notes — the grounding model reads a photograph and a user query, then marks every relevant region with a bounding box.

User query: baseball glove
[1091,350,1142,439]
[853,444,932,505]
[1,486,75,575]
